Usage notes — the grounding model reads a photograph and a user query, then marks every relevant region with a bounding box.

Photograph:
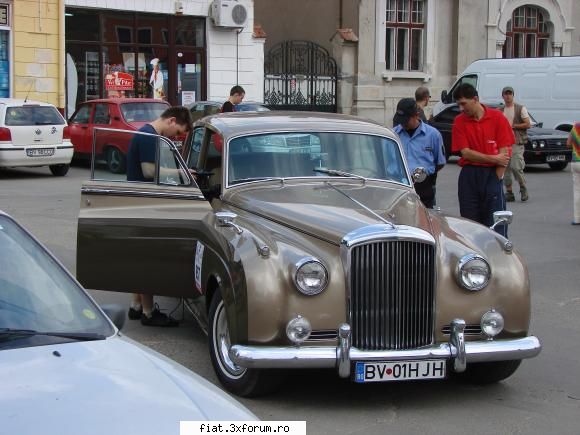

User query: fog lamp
[286,316,311,344]
[481,310,504,339]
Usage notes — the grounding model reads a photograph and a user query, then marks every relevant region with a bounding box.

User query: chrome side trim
[80,187,206,201]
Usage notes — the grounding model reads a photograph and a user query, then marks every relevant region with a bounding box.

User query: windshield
[121,102,169,122]
[0,216,113,348]
[227,132,409,185]
[4,106,65,126]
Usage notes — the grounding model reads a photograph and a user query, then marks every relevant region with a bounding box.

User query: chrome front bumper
[230,319,541,378]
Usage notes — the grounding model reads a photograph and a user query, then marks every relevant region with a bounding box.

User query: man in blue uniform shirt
[393,98,446,208]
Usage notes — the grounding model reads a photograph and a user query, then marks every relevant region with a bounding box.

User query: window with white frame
[503,5,550,58]
[385,0,425,71]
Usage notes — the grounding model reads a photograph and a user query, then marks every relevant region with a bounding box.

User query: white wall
[65,0,265,102]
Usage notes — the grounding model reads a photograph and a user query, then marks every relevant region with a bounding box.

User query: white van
[433,56,580,131]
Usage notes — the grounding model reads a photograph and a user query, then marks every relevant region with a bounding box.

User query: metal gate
[264,41,337,113]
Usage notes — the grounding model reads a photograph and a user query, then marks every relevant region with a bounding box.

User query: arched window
[503,5,549,58]
[385,0,425,71]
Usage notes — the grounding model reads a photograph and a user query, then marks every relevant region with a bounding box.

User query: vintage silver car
[77,112,541,397]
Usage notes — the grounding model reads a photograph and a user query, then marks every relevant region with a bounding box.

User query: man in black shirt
[126,106,193,326]
[221,85,245,112]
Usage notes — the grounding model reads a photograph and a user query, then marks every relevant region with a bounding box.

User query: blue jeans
[458,165,507,237]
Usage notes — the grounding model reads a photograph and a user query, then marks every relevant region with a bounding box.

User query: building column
[495,40,505,58]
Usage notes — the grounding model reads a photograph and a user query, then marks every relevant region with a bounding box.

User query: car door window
[70,105,91,124]
[159,138,190,186]
[449,74,478,101]
[186,127,204,168]
[93,104,111,124]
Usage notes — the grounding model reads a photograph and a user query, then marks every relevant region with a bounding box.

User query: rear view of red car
[68,98,170,173]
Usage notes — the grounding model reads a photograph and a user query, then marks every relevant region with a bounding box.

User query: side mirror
[538,122,543,128]
[441,90,448,104]
[100,304,126,330]
[215,211,243,234]
[412,167,428,184]
[490,210,513,230]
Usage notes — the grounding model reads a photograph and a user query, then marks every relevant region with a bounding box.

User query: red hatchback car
[68,98,171,173]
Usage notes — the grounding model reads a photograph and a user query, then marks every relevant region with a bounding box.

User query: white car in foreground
[0,99,73,176]
[0,211,257,435]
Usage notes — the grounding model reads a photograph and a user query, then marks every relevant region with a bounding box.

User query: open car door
[77,128,212,298]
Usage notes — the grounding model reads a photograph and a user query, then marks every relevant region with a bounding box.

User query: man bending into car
[126,106,192,326]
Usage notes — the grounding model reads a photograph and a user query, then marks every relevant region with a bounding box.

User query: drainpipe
[59,0,65,112]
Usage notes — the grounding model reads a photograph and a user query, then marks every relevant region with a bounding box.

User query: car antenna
[24,80,34,103]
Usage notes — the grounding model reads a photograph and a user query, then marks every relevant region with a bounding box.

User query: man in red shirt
[451,84,514,236]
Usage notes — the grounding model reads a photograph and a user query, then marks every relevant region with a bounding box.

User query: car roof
[200,111,396,139]
[0,98,57,107]
[79,98,170,105]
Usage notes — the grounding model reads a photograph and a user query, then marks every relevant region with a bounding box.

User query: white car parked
[0,99,73,176]
[0,211,257,434]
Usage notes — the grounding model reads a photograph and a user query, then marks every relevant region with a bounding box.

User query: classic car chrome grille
[349,240,435,350]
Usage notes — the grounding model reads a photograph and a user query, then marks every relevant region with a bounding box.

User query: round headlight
[532,141,538,149]
[286,316,312,344]
[293,257,328,295]
[456,254,491,291]
[539,141,546,148]
[481,310,504,338]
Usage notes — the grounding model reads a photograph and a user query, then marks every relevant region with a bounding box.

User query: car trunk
[4,105,65,147]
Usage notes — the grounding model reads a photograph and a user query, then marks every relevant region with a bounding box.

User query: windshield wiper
[0,328,106,341]
[313,168,366,181]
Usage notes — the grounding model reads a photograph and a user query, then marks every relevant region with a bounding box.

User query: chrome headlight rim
[292,256,329,296]
[456,254,491,292]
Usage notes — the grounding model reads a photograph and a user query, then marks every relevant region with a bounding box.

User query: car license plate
[546,155,566,162]
[26,148,55,157]
[354,360,446,383]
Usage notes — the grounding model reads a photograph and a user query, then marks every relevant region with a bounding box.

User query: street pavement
[1,160,579,435]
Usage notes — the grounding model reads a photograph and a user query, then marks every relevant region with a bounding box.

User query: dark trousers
[415,174,437,209]
[458,165,507,237]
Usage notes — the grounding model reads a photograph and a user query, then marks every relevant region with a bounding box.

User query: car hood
[528,127,569,139]
[0,336,256,435]
[225,181,432,245]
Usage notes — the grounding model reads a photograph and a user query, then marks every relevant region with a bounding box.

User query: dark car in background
[429,103,571,170]
[189,101,270,122]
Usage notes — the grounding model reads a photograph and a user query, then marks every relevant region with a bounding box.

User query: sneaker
[141,307,179,327]
[128,307,142,320]
[520,187,529,202]
[505,191,515,202]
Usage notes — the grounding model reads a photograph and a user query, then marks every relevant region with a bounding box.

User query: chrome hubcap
[214,301,245,378]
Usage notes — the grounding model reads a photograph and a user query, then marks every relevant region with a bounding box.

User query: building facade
[256,0,580,126]
[5,0,264,117]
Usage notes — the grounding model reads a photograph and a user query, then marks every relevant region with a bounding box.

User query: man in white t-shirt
[500,86,531,202]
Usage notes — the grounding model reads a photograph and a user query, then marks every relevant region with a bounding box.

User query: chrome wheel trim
[213,300,246,379]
